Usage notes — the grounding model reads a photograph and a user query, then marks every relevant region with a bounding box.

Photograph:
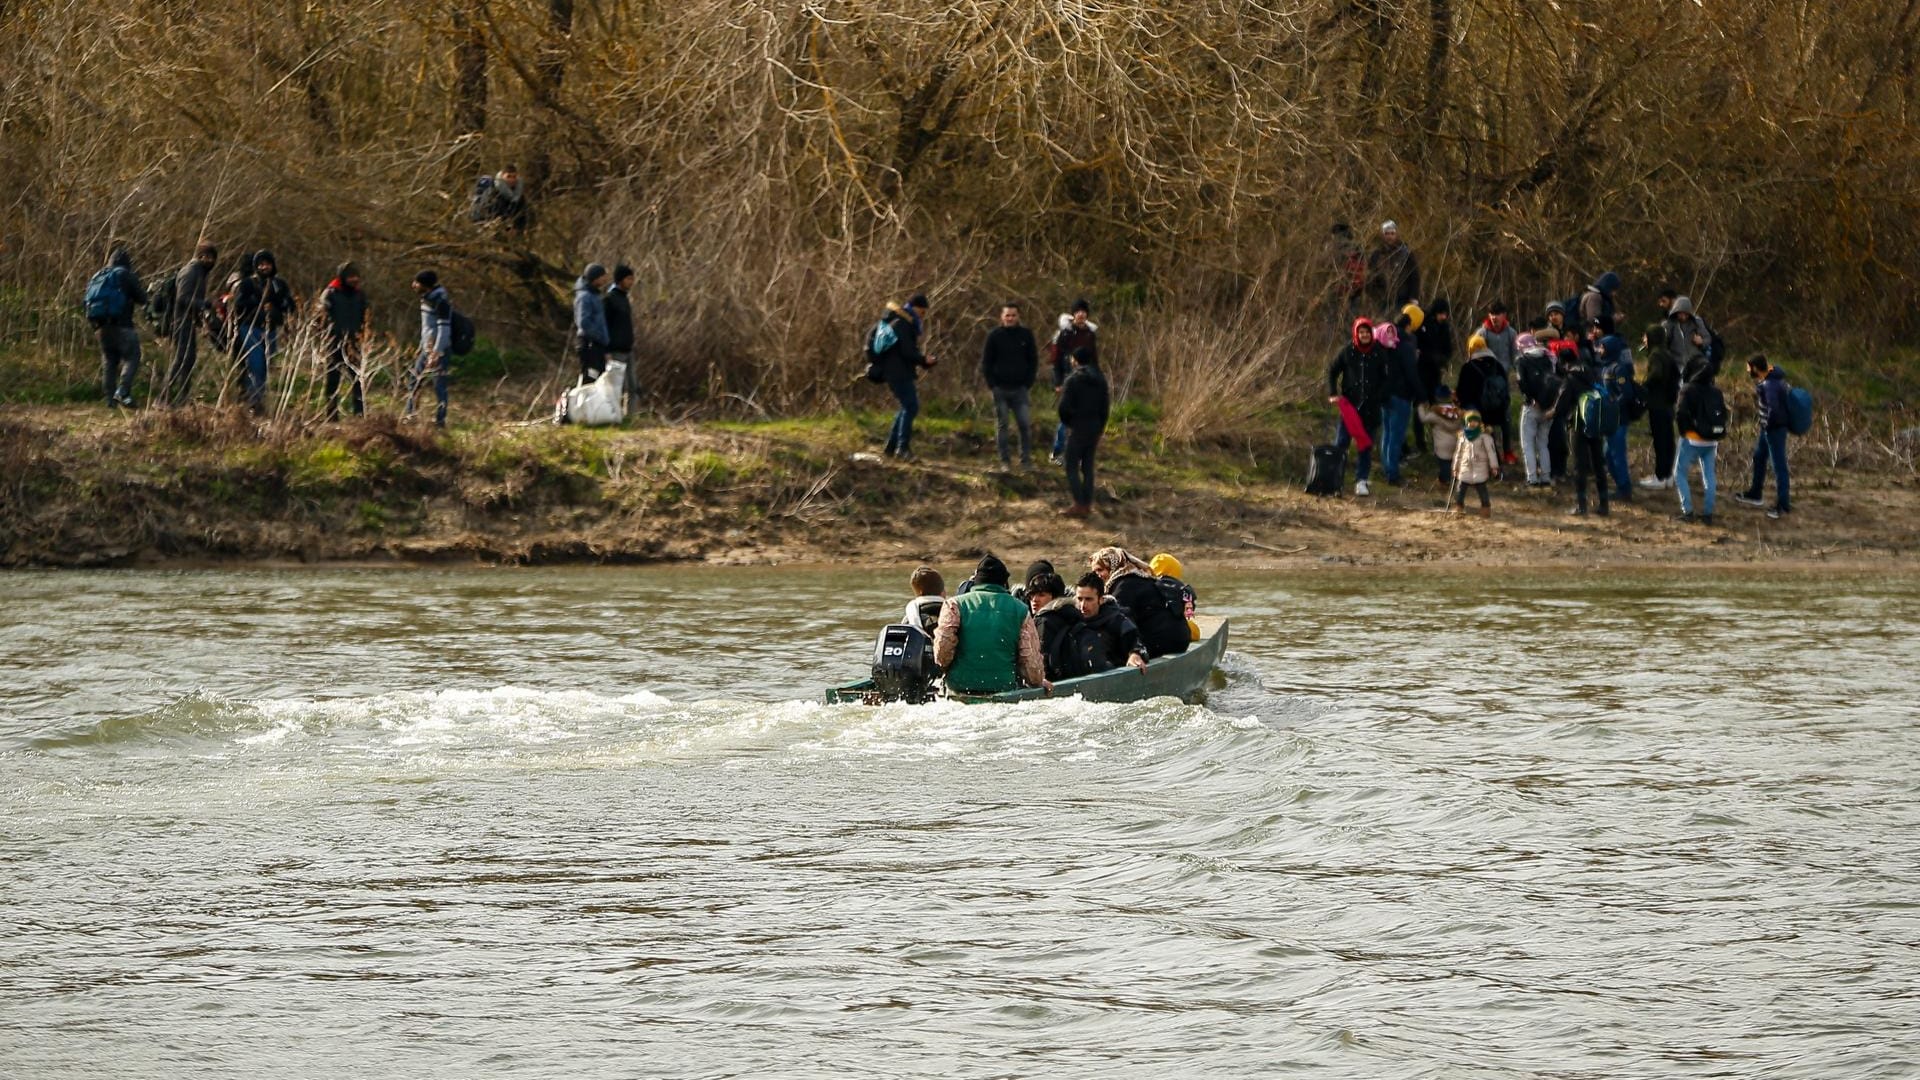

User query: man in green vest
[933,555,1051,695]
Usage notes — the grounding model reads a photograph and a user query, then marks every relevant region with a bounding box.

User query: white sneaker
[1638,475,1665,489]
[1355,480,1371,497]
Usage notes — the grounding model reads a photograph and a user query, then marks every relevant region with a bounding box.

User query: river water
[2,567,1917,1079]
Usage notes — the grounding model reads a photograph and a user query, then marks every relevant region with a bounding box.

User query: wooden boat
[825,616,1229,705]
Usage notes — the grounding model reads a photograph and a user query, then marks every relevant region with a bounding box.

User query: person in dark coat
[1074,573,1150,672]
[1639,322,1681,490]
[1023,573,1083,680]
[163,241,218,407]
[980,301,1039,468]
[1550,353,1609,517]
[1048,299,1098,462]
[1089,548,1188,658]
[572,263,610,384]
[1327,317,1390,496]
[229,249,296,414]
[603,265,638,412]
[1056,346,1108,517]
[317,262,369,420]
[874,299,935,460]
[1734,355,1792,518]
[86,245,148,408]
[1366,220,1421,314]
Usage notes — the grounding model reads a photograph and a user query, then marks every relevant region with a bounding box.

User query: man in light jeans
[1515,335,1556,486]
[980,302,1038,469]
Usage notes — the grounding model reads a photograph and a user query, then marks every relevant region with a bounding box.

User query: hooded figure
[1414,295,1453,401]
[1663,295,1714,371]
[573,264,609,348]
[1328,317,1390,421]
[1091,547,1188,658]
[1578,271,1621,334]
[231,249,294,332]
[1455,340,1507,424]
[1149,552,1200,641]
[320,261,368,341]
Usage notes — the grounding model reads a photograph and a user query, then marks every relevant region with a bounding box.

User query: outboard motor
[871,624,938,703]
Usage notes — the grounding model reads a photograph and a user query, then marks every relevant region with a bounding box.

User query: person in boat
[1148,552,1200,642]
[1012,559,1055,603]
[903,566,946,638]
[1075,574,1150,673]
[1024,572,1083,681]
[932,555,1051,695]
[1089,547,1189,658]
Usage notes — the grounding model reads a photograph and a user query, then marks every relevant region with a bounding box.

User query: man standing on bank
[981,301,1039,470]
[1057,346,1109,519]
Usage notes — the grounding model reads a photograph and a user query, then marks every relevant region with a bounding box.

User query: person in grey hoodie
[1662,296,1715,374]
[406,270,453,427]
[163,241,218,406]
[573,263,610,384]
[1578,271,1622,335]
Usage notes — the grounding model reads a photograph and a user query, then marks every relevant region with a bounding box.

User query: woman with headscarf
[1088,547,1189,658]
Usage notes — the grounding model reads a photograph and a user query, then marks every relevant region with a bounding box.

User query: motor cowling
[871,624,937,703]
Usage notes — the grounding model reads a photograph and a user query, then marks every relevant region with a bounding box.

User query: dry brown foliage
[3,0,1917,438]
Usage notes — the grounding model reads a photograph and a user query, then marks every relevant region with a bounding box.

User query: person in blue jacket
[572,263,610,384]
[1733,354,1792,519]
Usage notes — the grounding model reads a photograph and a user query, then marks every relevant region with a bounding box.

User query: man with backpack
[1515,333,1559,487]
[317,262,369,420]
[1589,327,1638,502]
[870,298,935,460]
[1454,334,1510,479]
[161,242,219,407]
[470,164,528,231]
[1672,351,1729,525]
[1662,296,1716,378]
[980,301,1039,470]
[604,265,638,414]
[83,246,148,408]
[406,270,454,428]
[1476,302,1519,463]
[1734,355,1793,519]
[572,263,610,385]
[1577,271,1622,336]
[228,249,296,415]
[1638,322,1682,491]
[1551,349,1614,517]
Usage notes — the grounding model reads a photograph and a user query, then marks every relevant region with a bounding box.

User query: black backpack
[1479,367,1511,417]
[1305,443,1344,495]
[449,308,477,356]
[1698,385,1729,441]
[1051,622,1111,679]
[145,269,177,336]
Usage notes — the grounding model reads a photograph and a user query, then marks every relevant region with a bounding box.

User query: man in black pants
[318,262,369,420]
[1552,352,1610,516]
[1057,346,1109,518]
[163,242,218,406]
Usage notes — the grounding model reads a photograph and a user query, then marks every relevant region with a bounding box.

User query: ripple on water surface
[2,567,1918,1079]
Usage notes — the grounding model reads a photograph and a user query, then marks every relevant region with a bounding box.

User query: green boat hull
[825,617,1229,705]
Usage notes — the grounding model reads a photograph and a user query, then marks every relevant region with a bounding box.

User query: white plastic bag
[561,360,627,426]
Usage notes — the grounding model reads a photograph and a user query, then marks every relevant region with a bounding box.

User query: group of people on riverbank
[81,244,472,427]
[898,548,1198,696]
[1323,221,1803,522]
[864,295,1109,517]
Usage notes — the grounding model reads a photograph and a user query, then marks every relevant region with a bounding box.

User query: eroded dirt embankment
[2,406,1914,571]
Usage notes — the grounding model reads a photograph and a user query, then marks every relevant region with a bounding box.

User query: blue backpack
[1577,378,1620,438]
[1786,385,1814,436]
[84,266,131,324]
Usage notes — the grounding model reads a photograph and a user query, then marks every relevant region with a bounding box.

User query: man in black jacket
[1551,355,1610,517]
[229,250,296,415]
[1327,317,1390,496]
[980,302,1038,469]
[163,242,218,407]
[604,265,638,415]
[1366,220,1421,314]
[1075,574,1150,673]
[318,262,369,420]
[85,246,147,408]
[1057,346,1108,518]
